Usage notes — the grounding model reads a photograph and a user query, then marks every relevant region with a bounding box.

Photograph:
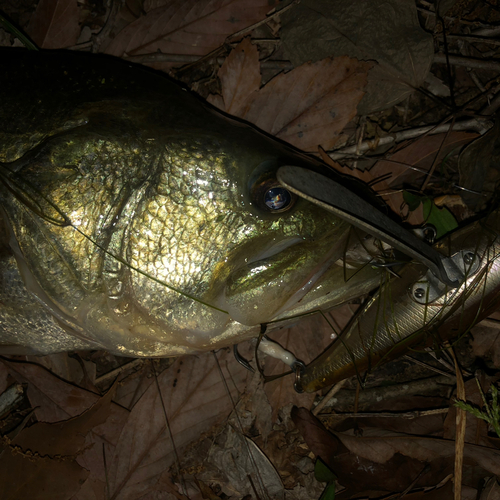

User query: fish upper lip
[245,236,304,265]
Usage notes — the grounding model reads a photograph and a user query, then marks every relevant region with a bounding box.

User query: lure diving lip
[277,166,464,287]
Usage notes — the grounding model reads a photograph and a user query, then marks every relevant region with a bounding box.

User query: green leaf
[315,457,337,482]
[402,190,422,211]
[422,199,458,238]
[402,191,458,239]
[0,13,38,51]
[319,482,336,500]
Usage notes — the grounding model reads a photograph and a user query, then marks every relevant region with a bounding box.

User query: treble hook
[233,331,306,392]
[233,344,255,373]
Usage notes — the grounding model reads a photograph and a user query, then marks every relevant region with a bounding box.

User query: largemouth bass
[0,49,384,357]
[299,211,500,392]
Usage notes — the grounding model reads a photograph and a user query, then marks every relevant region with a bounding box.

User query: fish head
[0,50,381,356]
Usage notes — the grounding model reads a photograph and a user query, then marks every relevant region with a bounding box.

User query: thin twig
[420,115,455,191]
[0,384,24,419]
[94,359,144,385]
[434,53,500,72]
[481,92,500,115]
[447,346,465,500]
[311,379,348,415]
[442,33,500,47]
[403,355,455,379]
[317,408,449,419]
[469,69,487,93]
[397,464,431,499]
[424,347,473,378]
[327,118,492,160]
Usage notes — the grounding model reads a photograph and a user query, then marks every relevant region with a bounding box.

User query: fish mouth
[223,227,349,326]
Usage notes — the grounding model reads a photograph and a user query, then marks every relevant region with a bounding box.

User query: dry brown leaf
[292,406,433,495]
[25,352,87,388]
[107,350,249,499]
[26,0,81,49]
[335,430,500,477]
[233,57,372,150]
[4,360,115,422]
[371,132,478,189]
[215,37,261,116]
[280,0,434,114]
[105,0,271,58]
[71,477,103,500]
[3,360,129,500]
[479,476,500,500]
[0,387,115,500]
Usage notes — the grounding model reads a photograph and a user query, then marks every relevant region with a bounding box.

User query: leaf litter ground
[3,0,500,498]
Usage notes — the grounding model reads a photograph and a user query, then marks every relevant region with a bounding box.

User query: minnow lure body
[298,212,500,392]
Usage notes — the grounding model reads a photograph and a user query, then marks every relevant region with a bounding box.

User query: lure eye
[264,186,292,211]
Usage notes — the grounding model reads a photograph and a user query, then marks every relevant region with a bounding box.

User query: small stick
[311,379,348,415]
[317,407,449,419]
[403,355,455,379]
[328,118,492,160]
[447,345,466,500]
[94,359,144,385]
[434,53,500,72]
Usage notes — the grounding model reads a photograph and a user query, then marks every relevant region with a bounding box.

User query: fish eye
[251,177,296,213]
[264,186,292,211]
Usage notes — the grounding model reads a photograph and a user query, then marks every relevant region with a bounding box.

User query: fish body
[300,212,500,392]
[0,49,383,357]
